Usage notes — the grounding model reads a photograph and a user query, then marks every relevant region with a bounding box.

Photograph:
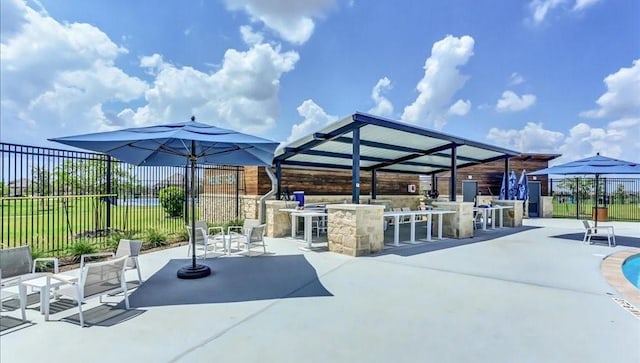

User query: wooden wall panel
[251,167,420,196]
[434,158,552,198]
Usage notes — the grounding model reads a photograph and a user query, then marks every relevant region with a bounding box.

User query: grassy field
[552,200,640,221]
[1,197,191,254]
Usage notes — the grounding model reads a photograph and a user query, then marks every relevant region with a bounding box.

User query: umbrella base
[177,264,212,279]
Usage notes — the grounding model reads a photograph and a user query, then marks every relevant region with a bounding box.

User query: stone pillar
[431,202,474,238]
[265,200,299,237]
[540,196,554,218]
[326,204,384,257]
[492,200,524,227]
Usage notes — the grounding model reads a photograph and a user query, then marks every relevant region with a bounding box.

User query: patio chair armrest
[208,226,225,235]
[227,226,243,235]
[80,252,115,267]
[32,257,60,273]
[49,274,77,285]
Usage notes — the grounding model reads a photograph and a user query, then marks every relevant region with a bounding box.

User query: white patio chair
[0,245,59,305]
[49,255,130,327]
[186,226,221,258]
[242,224,267,257]
[81,239,143,284]
[228,219,260,252]
[582,220,616,247]
[0,269,27,322]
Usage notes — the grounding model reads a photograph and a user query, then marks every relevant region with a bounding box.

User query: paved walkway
[1,219,639,363]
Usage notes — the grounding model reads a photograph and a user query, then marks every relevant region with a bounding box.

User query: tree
[31,166,53,196]
[54,158,141,195]
[158,186,185,217]
[613,183,626,204]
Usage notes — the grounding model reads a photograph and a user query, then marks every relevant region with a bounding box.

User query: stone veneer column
[431,202,474,238]
[326,204,384,257]
[540,196,554,218]
[492,200,524,227]
[265,200,299,237]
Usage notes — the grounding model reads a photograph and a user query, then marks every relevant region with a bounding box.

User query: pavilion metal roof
[274,112,520,175]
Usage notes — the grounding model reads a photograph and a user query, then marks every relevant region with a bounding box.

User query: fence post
[575,177,579,219]
[106,155,112,232]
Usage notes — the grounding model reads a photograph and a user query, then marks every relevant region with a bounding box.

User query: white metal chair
[81,239,143,283]
[242,224,267,257]
[228,219,260,252]
[582,220,616,247]
[49,255,130,327]
[186,226,223,258]
[0,269,27,322]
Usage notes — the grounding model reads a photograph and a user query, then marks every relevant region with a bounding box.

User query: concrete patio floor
[1,219,639,363]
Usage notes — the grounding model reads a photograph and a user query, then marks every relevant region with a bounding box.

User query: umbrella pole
[177,145,212,279]
[594,173,599,229]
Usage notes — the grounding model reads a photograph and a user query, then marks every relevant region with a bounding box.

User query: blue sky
[1,0,639,165]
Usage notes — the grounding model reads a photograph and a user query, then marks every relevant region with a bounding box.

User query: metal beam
[371,169,377,199]
[352,127,360,204]
[450,146,457,201]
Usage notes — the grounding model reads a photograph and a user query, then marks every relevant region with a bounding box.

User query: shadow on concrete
[127,255,333,308]
[58,302,145,327]
[551,233,640,248]
[378,225,541,257]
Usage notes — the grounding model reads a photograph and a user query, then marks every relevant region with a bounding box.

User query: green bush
[158,186,185,217]
[66,239,98,262]
[144,228,167,248]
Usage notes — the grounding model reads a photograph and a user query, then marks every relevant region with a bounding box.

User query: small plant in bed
[144,228,168,248]
[66,238,98,263]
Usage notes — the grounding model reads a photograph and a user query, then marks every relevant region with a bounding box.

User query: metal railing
[550,177,640,222]
[1,142,244,255]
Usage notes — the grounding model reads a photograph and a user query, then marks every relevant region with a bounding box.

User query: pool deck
[1,218,639,363]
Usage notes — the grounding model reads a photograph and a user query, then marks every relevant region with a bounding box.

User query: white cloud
[580,59,640,119]
[240,25,264,45]
[487,122,564,153]
[0,0,300,146]
[368,77,394,117]
[123,42,300,134]
[447,99,471,116]
[224,0,335,45]
[401,35,474,129]
[284,99,338,145]
[486,118,640,164]
[529,0,565,24]
[528,0,602,25]
[495,90,536,112]
[572,0,601,11]
[0,0,148,143]
[509,72,524,85]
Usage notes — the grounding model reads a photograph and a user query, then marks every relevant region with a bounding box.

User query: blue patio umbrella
[530,153,640,227]
[508,170,517,200]
[50,117,279,279]
[499,173,506,200]
[517,169,528,200]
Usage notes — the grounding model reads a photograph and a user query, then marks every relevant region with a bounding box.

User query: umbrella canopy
[517,170,528,200]
[50,118,279,279]
[529,153,640,176]
[50,120,277,167]
[508,170,517,200]
[529,153,640,227]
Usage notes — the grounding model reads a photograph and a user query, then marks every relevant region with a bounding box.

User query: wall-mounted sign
[207,175,237,185]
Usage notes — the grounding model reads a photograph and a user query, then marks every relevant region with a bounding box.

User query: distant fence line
[549,177,640,222]
[1,142,244,255]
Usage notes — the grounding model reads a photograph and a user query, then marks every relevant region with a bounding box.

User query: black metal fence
[1,142,243,255]
[550,177,640,222]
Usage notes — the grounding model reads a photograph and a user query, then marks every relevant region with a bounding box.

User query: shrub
[158,186,185,218]
[144,228,167,248]
[66,239,98,263]
[169,228,190,244]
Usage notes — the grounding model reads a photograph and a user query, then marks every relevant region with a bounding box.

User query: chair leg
[136,265,143,284]
[18,284,27,321]
[78,300,84,328]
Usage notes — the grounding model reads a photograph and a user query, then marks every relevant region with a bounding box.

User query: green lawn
[552,200,640,221]
[1,197,189,254]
